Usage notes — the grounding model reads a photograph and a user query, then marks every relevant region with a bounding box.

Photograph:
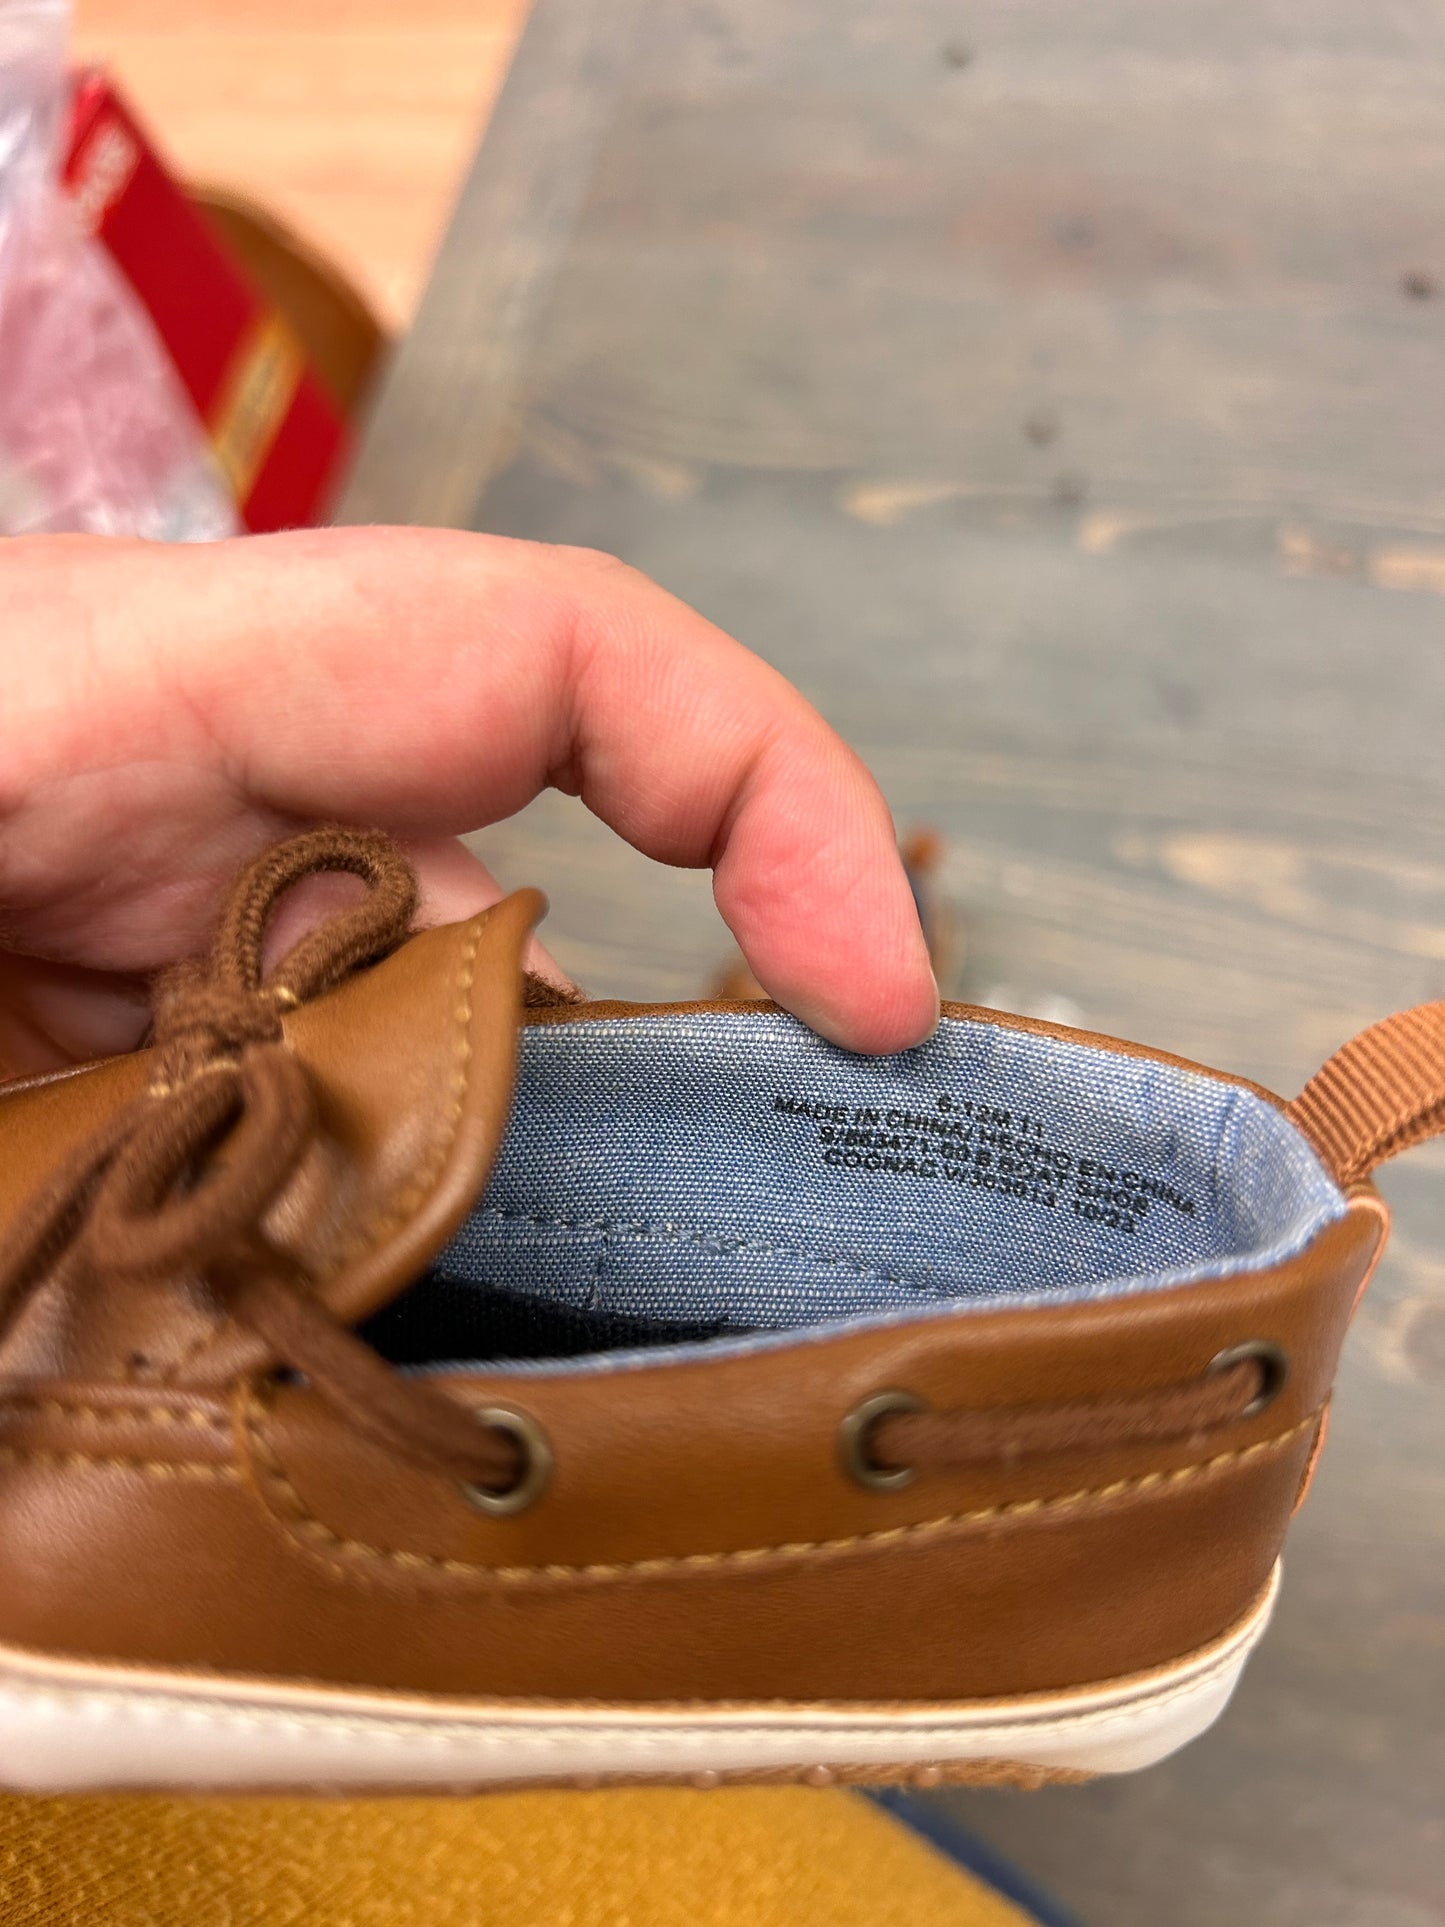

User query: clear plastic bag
[0,0,236,538]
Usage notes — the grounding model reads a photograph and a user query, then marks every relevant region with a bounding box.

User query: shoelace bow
[0,828,526,1493]
[0,826,1271,1500]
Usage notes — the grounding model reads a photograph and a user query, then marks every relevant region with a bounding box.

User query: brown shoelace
[0,828,1275,1501]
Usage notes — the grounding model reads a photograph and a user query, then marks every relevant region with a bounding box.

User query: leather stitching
[159,917,486,1384]
[328,919,483,1268]
[0,1400,225,1431]
[241,1385,1319,1587]
[0,1445,240,1483]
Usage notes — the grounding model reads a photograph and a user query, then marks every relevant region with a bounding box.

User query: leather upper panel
[0,1200,1381,1700]
[0,911,1388,1706]
[0,894,541,1386]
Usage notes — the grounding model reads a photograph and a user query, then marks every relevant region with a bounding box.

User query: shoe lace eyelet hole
[459,1405,553,1516]
[1207,1339,1289,1419]
[839,1389,926,1492]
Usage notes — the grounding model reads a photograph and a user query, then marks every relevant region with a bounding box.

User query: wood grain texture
[339,0,648,524]
[351,3,1445,1920]
[73,0,529,327]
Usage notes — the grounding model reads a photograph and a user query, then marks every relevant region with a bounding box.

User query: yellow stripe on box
[207,311,304,502]
[0,1789,1038,1927]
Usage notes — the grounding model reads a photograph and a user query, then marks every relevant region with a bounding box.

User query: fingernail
[906,971,943,1047]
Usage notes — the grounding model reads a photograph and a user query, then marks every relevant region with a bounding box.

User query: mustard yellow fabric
[1,1789,1036,1926]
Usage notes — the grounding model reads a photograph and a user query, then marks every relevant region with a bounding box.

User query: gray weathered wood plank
[338,0,643,528]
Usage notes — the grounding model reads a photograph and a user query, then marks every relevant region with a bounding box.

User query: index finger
[51,529,941,1053]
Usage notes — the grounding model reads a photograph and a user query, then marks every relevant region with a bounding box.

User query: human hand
[0,528,938,1075]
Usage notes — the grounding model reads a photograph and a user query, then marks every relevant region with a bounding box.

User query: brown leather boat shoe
[0,829,1424,1792]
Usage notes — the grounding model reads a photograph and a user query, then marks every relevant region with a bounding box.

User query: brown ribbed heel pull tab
[1287,1001,1445,1185]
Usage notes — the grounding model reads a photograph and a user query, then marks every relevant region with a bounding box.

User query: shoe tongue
[0,891,544,1386]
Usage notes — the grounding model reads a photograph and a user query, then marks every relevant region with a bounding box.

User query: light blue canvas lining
[419,1012,1346,1375]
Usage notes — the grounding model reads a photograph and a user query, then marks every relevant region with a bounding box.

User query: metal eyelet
[459,1405,553,1516]
[839,1390,926,1492]
[1207,1340,1289,1419]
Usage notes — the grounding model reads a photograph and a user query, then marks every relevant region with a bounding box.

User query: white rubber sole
[0,1565,1278,1793]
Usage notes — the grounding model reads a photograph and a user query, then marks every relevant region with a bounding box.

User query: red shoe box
[63,71,352,532]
